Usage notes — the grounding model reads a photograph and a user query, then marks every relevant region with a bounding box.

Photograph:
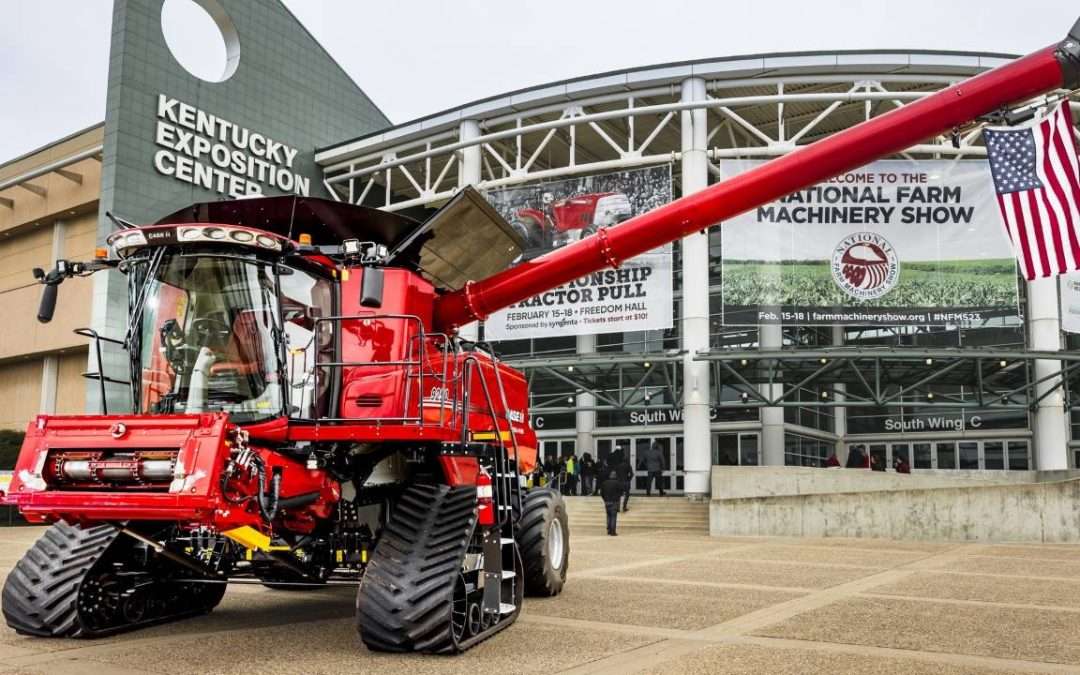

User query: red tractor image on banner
[512,191,632,251]
[1,17,1078,654]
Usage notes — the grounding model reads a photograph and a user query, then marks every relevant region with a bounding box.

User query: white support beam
[458,120,482,342]
[681,76,712,498]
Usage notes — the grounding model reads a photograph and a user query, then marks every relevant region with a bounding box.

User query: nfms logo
[830,232,899,300]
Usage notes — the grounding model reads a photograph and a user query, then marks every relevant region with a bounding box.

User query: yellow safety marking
[471,430,512,442]
[336,550,344,563]
[361,549,368,564]
[223,526,290,553]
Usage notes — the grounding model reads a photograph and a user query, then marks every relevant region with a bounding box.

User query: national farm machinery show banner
[719,160,1020,326]
[482,166,673,340]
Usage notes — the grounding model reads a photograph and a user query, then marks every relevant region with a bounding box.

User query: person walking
[614,446,633,512]
[599,470,622,536]
[642,440,666,496]
[593,455,608,495]
[580,452,596,496]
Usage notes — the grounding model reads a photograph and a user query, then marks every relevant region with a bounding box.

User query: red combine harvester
[2,18,1078,653]
[512,191,633,250]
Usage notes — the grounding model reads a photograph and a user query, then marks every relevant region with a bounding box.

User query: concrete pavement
[0,524,1078,673]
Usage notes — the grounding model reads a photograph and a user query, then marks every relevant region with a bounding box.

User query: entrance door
[627,436,682,495]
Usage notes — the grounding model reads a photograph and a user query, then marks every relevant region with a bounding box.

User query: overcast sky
[1,0,1075,164]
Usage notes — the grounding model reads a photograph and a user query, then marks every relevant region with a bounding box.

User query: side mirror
[37,283,58,323]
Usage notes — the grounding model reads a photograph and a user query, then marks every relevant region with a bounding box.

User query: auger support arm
[433,18,1080,332]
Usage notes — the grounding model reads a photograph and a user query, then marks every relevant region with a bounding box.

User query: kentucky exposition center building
[2,0,1078,499]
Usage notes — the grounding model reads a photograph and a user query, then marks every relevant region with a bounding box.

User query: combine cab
[2,16,1079,653]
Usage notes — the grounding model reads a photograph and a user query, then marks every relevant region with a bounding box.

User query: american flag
[983,101,1080,280]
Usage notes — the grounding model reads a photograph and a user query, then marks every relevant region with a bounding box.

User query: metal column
[458,119,482,342]
[680,77,711,497]
[832,325,847,464]
[759,322,786,466]
[1030,277,1068,470]
[39,355,58,415]
[576,334,596,461]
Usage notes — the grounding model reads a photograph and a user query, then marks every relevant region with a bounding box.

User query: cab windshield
[137,254,283,423]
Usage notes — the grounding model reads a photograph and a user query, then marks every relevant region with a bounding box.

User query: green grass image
[722,259,1017,307]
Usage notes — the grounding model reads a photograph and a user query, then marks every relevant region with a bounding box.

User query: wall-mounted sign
[153,94,310,198]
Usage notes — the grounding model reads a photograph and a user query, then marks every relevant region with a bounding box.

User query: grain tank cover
[156,196,421,249]
[390,187,525,291]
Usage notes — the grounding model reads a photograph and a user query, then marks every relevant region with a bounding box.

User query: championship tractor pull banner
[483,166,674,340]
[719,160,1020,326]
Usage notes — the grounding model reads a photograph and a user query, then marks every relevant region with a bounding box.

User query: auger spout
[433,25,1080,332]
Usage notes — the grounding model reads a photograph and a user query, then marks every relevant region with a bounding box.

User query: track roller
[517,488,569,597]
[2,521,227,638]
[356,483,521,653]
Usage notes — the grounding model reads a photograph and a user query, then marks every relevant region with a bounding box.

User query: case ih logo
[830,232,899,300]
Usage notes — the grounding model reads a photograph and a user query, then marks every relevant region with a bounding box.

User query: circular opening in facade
[161,0,240,83]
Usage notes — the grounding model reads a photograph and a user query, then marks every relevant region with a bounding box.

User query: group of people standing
[542,441,670,536]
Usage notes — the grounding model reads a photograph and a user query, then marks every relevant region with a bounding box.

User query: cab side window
[279,269,334,418]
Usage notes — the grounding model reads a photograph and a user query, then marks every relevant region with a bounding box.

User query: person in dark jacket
[642,441,666,496]
[599,470,622,535]
[613,447,633,512]
[579,452,597,496]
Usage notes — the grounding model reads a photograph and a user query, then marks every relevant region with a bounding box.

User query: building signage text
[152,94,310,198]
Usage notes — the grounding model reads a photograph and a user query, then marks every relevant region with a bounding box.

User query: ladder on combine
[461,348,523,622]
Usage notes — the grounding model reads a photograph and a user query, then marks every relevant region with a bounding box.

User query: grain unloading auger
[2,18,1078,653]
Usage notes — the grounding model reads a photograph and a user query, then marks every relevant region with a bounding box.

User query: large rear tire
[517,488,569,597]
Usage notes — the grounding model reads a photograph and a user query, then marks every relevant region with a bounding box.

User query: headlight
[204,227,226,240]
[230,230,255,243]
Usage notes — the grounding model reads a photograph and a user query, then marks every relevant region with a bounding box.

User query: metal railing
[73,328,130,414]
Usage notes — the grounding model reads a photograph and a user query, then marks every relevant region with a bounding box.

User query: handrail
[73,327,130,415]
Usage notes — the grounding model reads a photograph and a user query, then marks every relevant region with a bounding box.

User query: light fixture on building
[926,392,935,400]
[820,358,828,364]
[925,358,934,366]
[566,396,574,404]
[821,390,829,399]
[567,365,574,373]
[643,361,651,368]
[740,391,750,402]
[999,360,1008,368]
[739,359,748,367]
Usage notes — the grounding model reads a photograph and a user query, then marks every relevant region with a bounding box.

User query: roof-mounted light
[107,225,285,258]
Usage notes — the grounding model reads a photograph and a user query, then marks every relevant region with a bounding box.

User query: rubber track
[2,521,120,637]
[517,488,568,597]
[356,484,477,653]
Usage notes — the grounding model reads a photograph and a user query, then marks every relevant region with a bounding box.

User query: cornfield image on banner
[482,166,674,340]
[719,160,1020,326]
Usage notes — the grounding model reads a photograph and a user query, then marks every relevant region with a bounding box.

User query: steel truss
[697,348,1080,410]
[318,53,1072,213]
[505,352,684,414]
